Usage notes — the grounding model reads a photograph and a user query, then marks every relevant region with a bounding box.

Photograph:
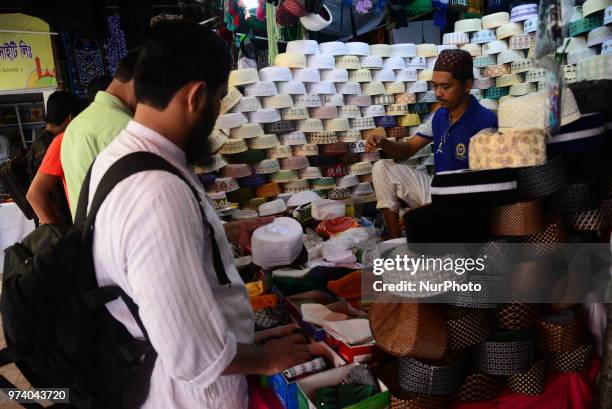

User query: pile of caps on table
[240,195,388,409]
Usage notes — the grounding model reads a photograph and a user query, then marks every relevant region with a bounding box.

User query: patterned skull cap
[434,49,474,80]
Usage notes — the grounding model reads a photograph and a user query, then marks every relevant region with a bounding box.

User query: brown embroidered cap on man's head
[434,49,474,80]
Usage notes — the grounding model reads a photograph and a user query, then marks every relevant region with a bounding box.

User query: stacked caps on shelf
[450,5,542,111]
[561,1,611,84]
[203,39,441,215]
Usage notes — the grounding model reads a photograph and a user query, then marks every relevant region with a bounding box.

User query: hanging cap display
[300,4,333,31]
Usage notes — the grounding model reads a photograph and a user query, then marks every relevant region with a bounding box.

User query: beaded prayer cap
[434,49,474,79]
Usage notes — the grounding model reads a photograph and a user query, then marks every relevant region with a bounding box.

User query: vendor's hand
[366,134,385,153]
[238,216,275,250]
[260,333,311,375]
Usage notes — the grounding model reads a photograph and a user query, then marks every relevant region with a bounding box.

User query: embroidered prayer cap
[248,134,280,150]
[220,87,242,114]
[416,44,438,57]
[280,131,307,145]
[455,18,482,32]
[258,199,288,217]
[373,68,396,82]
[433,49,474,79]
[311,105,338,119]
[214,112,248,129]
[461,43,483,57]
[307,81,337,95]
[230,123,264,139]
[251,217,304,268]
[335,55,361,70]
[299,166,323,179]
[384,57,407,70]
[443,32,470,45]
[228,68,260,87]
[249,108,281,124]
[524,16,538,33]
[209,129,228,153]
[299,4,333,31]
[286,40,320,55]
[482,11,510,29]
[321,68,349,83]
[323,93,344,106]
[510,3,538,23]
[232,96,261,113]
[396,68,418,81]
[583,0,609,17]
[260,66,293,82]
[319,41,349,56]
[363,81,386,96]
[471,29,497,44]
[324,118,350,132]
[337,81,362,95]
[345,42,370,56]
[360,56,384,69]
[262,94,293,109]
[370,44,392,57]
[244,81,278,97]
[292,67,321,82]
[391,43,417,57]
[496,22,523,40]
[307,53,336,69]
[385,81,406,94]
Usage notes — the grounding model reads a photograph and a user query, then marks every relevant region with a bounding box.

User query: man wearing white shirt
[88,20,309,408]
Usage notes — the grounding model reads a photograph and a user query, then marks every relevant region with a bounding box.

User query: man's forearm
[223,343,269,375]
[223,220,242,246]
[379,139,418,160]
[26,189,59,224]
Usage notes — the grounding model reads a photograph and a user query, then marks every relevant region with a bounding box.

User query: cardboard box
[300,301,368,342]
[284,290,338,322]
[325,336,377,364]
[297,363,389,409]
[267,341,346,409]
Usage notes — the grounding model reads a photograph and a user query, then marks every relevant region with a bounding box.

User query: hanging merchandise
[266,2,280,66]
[102,14,128,76]
[300,3,333,31]
[536,0,572,135]
[406,0,434,17]
[433,0,450,31]
[355,0,373,14]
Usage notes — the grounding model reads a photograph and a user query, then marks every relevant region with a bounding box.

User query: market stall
[204,0,612,407]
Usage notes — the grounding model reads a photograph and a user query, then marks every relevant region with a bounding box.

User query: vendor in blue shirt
[367,49,498,238]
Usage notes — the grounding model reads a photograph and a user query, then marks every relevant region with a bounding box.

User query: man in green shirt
[61,50,139,218]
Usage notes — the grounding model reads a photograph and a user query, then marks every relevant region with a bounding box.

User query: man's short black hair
[45,91,81,126]
[134,20,232,110]
[86,76,112,103]
[113,48,140,82]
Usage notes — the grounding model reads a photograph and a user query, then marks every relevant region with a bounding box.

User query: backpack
[0,151,229,408]
[0,151,37,221]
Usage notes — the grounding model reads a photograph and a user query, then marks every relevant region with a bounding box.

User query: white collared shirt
[89,120,254,408]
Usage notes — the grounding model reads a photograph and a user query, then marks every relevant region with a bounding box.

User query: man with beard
[366,49,497,238]
[87,21,310,408]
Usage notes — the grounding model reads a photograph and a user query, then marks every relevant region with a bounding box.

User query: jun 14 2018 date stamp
[1,388,70,403]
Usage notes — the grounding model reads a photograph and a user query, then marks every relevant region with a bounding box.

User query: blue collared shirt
[416,96,498,173]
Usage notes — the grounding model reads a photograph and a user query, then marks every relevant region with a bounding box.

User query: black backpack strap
[76,152,230,287]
